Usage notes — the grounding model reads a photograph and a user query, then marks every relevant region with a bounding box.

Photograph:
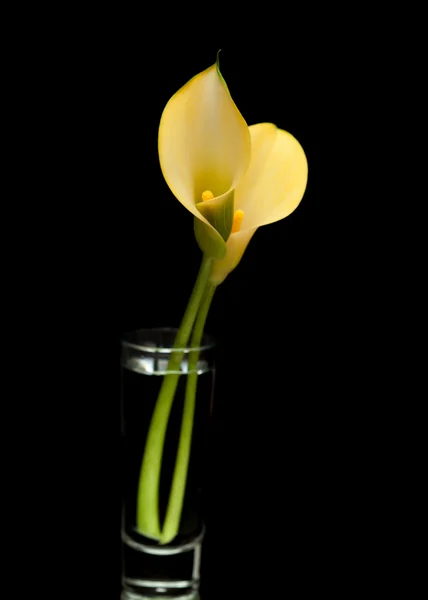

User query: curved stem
[136,255,213,539]
[160,282,217,544]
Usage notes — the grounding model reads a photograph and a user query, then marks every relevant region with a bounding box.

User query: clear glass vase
[121,328,215,600]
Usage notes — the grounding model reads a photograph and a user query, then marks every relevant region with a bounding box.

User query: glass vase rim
[121,327,216,354]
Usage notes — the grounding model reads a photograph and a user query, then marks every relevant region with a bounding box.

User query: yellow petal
[235,123,308,228]
[210,227,257,285]
[158,63,251,228]
[210,123,308,284]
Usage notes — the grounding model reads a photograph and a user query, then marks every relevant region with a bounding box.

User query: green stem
[160,282,217,544]
[136,255,213,539]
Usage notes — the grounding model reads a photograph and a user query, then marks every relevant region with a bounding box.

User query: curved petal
[210,227,258,285]
[235,124,308,229]
[158,63,251,227]
[234,123,278,214]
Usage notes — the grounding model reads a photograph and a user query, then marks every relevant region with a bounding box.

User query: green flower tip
[215,49,230,93]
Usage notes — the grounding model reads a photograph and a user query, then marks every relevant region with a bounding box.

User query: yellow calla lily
[158,59,251,256]
[136,61,309,548]
[137,59,252,543]
[210,122,308,284]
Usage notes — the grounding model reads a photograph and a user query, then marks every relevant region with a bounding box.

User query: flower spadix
[209,122,309,284]
[158,58,251,259]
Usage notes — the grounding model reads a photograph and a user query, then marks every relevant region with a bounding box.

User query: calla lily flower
[137,60,308,546]
[159,61,308,281]
[210,122,308,284]
[158,59,251,258]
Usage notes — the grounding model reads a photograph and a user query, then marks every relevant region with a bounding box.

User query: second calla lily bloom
[210,122,308,284]
[158,59,251,258]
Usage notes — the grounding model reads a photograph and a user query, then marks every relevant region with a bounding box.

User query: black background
[11,11,410,596]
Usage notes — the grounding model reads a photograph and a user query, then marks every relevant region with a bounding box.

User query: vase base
[121,531,202,599]
[121,591,199,600]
